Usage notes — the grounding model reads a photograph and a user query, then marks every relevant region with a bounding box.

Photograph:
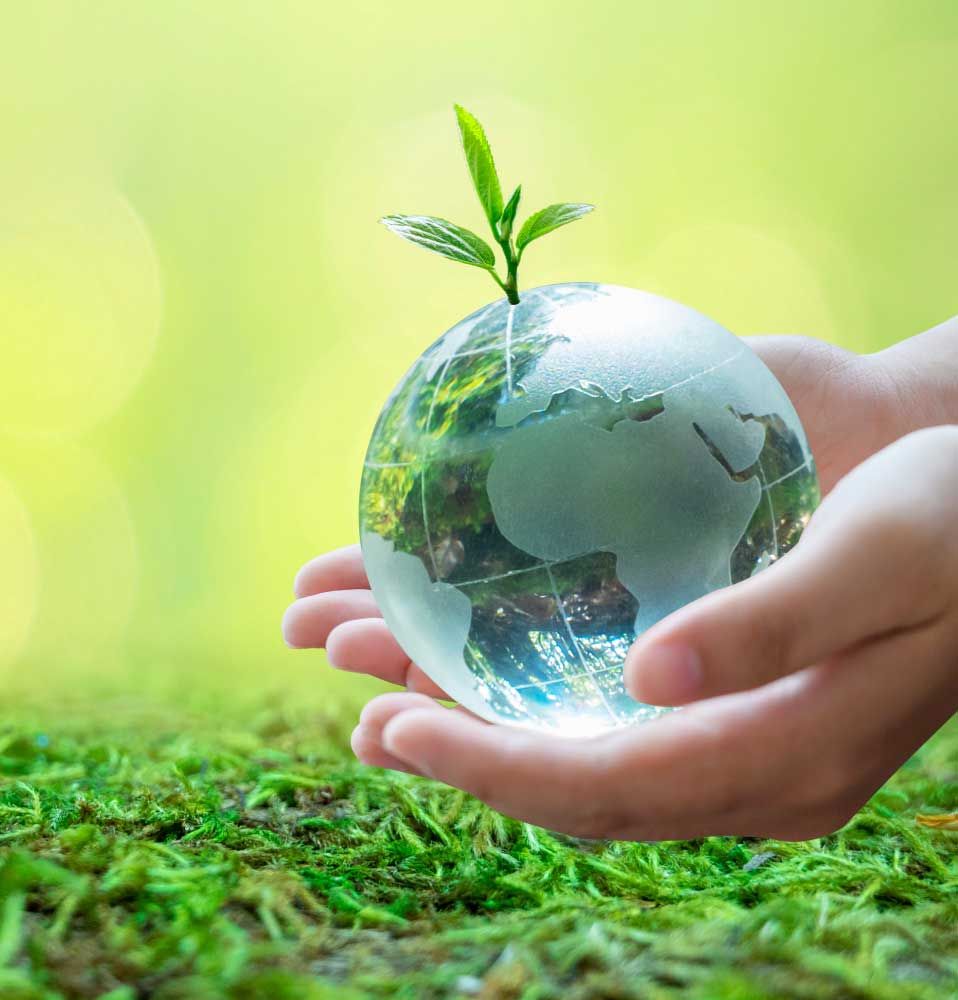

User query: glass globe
[359,284,819,736]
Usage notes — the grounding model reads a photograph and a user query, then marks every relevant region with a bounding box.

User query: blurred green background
[1,1,956,709]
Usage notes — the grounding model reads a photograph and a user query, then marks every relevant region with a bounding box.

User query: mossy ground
[2,692,958,999]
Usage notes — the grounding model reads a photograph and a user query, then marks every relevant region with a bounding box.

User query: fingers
[626,427,958,706]
[283,590,380,648]
[350,692,440,774]
[366,615,958,840]
[352,692,479,773]
[349,429,958,840]
[379,704,623,830]
[623,535,868,706]
[369,691,764,838]
[800,619,958,786]
[624,518,918,706]
[356,612,958,840]
[284,545,451,696]
[327,618,450,698]
[294,544,368,598]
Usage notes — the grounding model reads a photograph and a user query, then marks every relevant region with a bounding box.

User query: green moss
[2,695,958,998]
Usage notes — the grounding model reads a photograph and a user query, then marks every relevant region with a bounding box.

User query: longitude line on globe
[420,356,459,579]
[545,564,620,724]
[758,456,780,556]
[504,303,516,398]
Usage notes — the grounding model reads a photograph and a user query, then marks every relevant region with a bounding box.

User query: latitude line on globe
[493,347,749,429]
[365,347,756,477]
[455,546,616,590]
[446,329,551,362]
[362,457,813,488]
[617,349,747,406]
[509,664,626,691]
[441,450,813,590]
[761,459,812,490]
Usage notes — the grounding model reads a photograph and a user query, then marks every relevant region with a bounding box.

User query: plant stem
[496,235,521,305]
[489,270,508,295]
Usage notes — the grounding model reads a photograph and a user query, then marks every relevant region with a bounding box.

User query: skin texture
[283,328,958,840]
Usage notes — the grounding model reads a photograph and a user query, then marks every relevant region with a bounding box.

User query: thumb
[624,429,953,706]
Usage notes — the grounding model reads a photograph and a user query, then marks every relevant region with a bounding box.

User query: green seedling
[381,105,593,304]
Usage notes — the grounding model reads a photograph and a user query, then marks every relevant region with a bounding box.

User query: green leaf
[380,215,496,269]
[454,104,504,230]
[516,203,594,253]
[498,184,522,240]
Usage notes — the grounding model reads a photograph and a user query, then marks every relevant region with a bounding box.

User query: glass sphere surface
[359,284,819,736]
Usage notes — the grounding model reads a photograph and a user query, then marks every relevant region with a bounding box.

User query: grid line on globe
[420,304,642,727]
[360,284,819,736]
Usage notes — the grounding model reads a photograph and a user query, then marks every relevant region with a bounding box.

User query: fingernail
[381,717,432,778]
[325,627,349,668]
[350,724,376,763]
[380,718,402,757]
[631,644,703,705]
[281,605,301,648]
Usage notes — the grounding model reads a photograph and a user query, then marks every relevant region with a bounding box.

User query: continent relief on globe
[360,285,819,736]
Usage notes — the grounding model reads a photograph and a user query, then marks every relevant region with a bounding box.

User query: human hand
[282,324,958,838]
[743,335,892,494]
[305,427,958,840]
[748,315,958,493]
[281,335,901,704]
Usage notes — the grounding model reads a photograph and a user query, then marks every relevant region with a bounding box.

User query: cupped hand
[743,335,896,494]
[288,428,958,839]
[283,337,891,700]
[281,335,958,839]
[745,325,955,493]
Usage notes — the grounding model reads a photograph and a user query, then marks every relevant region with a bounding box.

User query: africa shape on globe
[360,284,819,736]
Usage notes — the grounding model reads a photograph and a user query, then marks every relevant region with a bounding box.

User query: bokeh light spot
[0,180,162,438]
[0,443,139,681]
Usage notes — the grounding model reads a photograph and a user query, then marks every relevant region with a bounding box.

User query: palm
[745,336,891,494]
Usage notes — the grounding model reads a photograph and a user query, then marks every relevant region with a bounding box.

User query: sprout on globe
[360,105,819,737]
